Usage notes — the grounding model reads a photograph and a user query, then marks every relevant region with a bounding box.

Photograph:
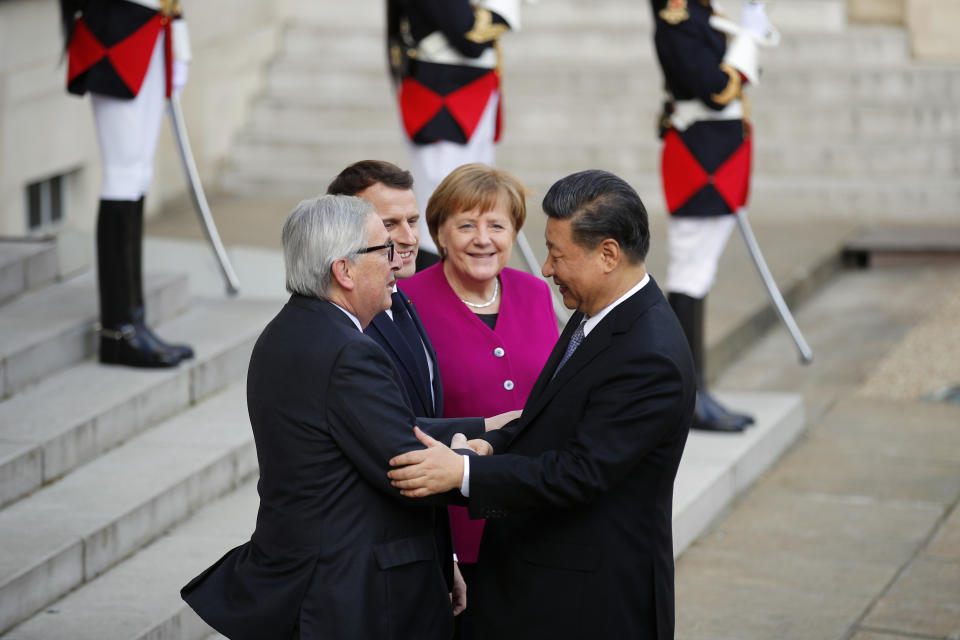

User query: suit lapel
[367,312,434,414]
[520,316,612,424]
[518,279,665,428]
[526,310,583,404]
[406,297,443,416]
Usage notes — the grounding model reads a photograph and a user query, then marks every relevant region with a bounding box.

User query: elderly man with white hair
[181,194,494,640]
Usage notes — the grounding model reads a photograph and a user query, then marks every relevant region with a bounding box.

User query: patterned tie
[391,292,431,388]
[554,320,586,377]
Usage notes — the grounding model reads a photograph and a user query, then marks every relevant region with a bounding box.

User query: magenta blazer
[399,263,559,563]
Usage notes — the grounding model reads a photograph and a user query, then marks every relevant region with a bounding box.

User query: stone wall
[905,0,960,60]
[848,0,905,23]
[847,0,960,60]
[0,0,286,247]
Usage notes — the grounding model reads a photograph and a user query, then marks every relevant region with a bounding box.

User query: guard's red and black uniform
[66,0,180,99]
[61,0,194,369]
[388,0,513,261]
[653,0,751,219]
[395,0,507,146]
[651,0,760,432]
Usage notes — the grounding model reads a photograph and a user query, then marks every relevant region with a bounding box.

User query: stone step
[0,382,257,636]
[674,391,805,555]
[505,99,960,141]
[0,297,278,509]
[221,165,959,222]
[232,113,959,178]
[280,22,907,67]
[0,240,57,307]
[842,225,960,268]
[0,271,188,400]
[284,0,848,32]
[0,478,257,640]
[0,390,804,640]
[263,62,960,107]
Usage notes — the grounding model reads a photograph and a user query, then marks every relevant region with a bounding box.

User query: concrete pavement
[676,261,960,639]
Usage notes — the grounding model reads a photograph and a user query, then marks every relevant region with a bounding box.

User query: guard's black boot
[668,292,752,432]
[129,197,194,361]
[97,199,183,368]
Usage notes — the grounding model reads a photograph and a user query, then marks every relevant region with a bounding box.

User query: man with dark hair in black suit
[389,169,696,639]
[327,160,519,616]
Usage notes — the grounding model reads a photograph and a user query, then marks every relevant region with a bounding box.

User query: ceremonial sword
[710,10,812,362]
[736,209,813,364]
[167,95,241,296]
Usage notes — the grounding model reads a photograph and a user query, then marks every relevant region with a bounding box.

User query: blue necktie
[554,320,585,377]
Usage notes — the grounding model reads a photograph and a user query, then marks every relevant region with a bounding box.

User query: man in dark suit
[389,170,697,639]
[327,160,519,614]
[181,195,486,639]
[327,160,444,419]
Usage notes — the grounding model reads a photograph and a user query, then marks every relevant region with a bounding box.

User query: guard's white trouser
[406,90,499,255]
[91,33,166,201]
[665,212,739,299]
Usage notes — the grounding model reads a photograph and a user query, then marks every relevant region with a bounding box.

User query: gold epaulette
[711,63,742,105]
[465,8,509,43]
[659,0,689,25]
[160,0,181,17]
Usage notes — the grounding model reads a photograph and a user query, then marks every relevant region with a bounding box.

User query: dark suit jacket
[365,294,483,587]
[181,295,480,640]
[365,294,444,419]
[467,277,696,640]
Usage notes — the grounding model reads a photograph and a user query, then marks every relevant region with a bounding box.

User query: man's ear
[598,238,621,273]
[331,258,356,291]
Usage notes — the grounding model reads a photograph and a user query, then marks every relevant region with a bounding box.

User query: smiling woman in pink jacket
[399,164,558,632]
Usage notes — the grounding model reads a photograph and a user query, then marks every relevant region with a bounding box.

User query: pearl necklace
[459,277,499,309]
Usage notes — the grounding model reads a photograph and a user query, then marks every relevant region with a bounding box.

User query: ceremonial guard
[60,0,194,367]
[388,0,518,267]
[651,0,775,431]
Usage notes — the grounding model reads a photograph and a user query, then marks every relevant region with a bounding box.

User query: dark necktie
[553,320,586,378]
[391,292,431,391]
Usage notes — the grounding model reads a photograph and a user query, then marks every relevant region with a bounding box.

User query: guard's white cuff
[723,33,760,86]
[172,19,192,63]
[477,0,521,30]
[460,455,471,497]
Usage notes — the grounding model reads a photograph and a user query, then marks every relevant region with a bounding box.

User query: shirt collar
[331,302,363,331]
[581,273,650,337]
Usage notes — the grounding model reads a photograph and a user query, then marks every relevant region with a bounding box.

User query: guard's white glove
[172,60,189,94]
[740,1,772,40]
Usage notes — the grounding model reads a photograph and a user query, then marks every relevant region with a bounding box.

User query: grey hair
[282,194,376,298]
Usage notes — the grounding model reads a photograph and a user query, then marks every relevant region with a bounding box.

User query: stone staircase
[219,0,960,225]
[0,240,278,638]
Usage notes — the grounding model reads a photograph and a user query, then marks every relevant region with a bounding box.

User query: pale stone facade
[0,0,286,251]
[848,0,960,59]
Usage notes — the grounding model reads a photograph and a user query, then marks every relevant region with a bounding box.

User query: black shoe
[692,392,750,432]
[100,323,182,368]
[699,390,754,427]
[132,309,194,361]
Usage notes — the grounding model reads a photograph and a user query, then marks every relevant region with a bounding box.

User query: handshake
[388,408,521,497]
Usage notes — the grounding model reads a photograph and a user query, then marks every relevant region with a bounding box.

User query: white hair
[282,194,375,298]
